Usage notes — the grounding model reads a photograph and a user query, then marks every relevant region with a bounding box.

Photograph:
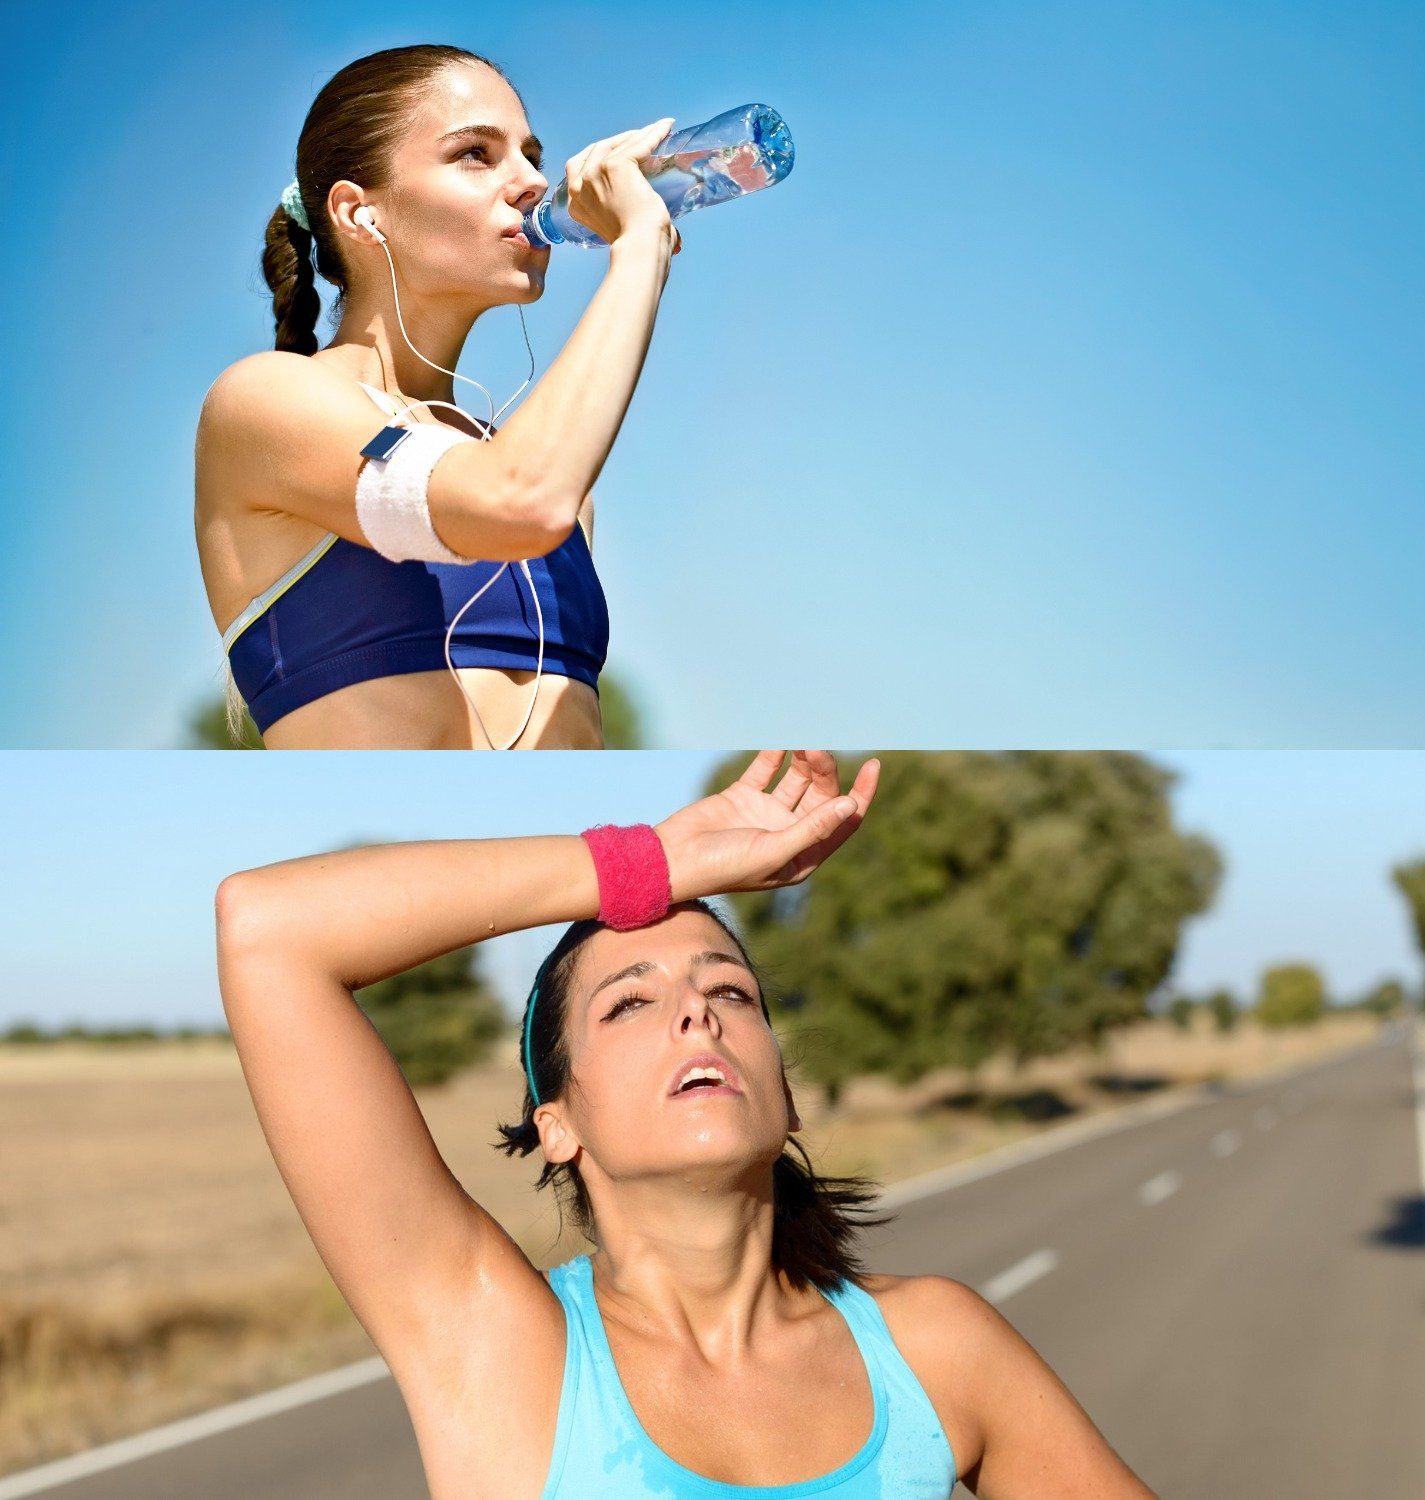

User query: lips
[667,1052,743,1097]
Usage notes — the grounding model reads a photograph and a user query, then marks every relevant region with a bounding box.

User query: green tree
[1166,995,1196,1031]
[1360,979,1405,1019]
[186,692,263,749]
[707,751,1222,1102]
[1255,963,1326,1029]
[357,947,507,1086]
[597,671,647,749]
[1206,988,1240,1034]
[1393,859,1425,965]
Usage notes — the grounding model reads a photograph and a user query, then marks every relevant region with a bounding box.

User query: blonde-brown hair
[262,44,518,353]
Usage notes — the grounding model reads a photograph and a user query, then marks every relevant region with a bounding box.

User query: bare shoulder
[197,351,320,493]
[198,350,343,440]
[856,1272,992,1484]
[194,351,392,537]
[862,1271,1156,1498]
[858,1271,1005,1391]
[861,1268,999,1345]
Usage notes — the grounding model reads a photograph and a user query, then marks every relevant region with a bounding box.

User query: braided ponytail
[259,45,515,358]
[262,203,321,355]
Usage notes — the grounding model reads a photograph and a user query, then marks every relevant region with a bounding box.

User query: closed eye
[603,995,646,1020]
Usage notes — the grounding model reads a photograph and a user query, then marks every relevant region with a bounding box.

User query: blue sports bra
[223,381,609,734]
[540,1252,957,1499]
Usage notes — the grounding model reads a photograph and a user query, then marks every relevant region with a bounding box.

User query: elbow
[482,456,580,559]
[524,502,579,559]
[214,870,278,967]
[497,481,579,560]
[445,486,576,563]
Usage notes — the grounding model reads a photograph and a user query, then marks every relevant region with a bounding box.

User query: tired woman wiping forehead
[216,750,1156,1497]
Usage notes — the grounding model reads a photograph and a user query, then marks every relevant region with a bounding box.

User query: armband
[355,423,476,564]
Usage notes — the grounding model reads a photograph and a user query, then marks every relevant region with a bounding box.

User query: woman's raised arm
[198,122,681,567]
[213,751,877,1371]
[213,834,601,1368]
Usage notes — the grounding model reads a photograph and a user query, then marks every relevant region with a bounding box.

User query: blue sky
[0,751,1421,1029]
[2,1,1421,747]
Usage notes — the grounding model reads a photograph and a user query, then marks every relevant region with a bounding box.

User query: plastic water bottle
[522,103,795,249]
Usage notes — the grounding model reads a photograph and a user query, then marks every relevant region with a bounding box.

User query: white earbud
[353,204,387,244]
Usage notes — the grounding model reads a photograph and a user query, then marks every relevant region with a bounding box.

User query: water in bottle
[522,102,795,249]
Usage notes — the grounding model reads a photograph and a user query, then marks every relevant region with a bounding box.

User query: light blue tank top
[540,1252,956,1499]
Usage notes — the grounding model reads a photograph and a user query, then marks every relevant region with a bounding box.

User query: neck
[325,293,491,405]
[583,1165,804,1349]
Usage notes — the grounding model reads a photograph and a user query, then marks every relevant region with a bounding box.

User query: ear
[328,178,376,246]
[535,1103,582,1165]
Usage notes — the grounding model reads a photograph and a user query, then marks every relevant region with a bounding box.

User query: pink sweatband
[580,822,672,931]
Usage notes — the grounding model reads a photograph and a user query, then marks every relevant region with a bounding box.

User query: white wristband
[355,423,476,564]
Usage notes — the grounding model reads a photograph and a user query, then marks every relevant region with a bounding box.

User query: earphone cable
[372,229,543,749]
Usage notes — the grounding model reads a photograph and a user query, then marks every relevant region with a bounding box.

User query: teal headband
[281,179,310,232]
[521,961,547,1107]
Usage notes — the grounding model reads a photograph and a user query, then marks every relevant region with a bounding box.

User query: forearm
[217,835,600,990]
[495,225,674,524]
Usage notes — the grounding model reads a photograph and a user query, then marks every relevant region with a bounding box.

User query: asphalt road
[11,1029,1423,1499]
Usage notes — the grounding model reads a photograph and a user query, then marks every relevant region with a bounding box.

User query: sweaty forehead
[570,908,748,1011]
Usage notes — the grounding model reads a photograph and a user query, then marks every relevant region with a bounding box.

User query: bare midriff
[259,666,603,749]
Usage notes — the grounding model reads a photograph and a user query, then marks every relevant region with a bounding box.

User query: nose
[674,983,720,1035]
[510,164,548,214]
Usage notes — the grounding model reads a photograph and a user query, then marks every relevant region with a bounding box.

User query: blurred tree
[1206,988,1240,1034]
[1166,995,1196,1031]
[597,671,646,749]
[1360,979,1405,1018]
[356,946,506,1086]
[183,666,646,748]
[1256,963,1326,1029]
[185,690,264,749]
[707,751,1222,1103]
[1393,859,1425,962]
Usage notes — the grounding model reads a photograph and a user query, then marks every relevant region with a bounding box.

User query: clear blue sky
[1,751,1421,1030]
[2,1,1421,747]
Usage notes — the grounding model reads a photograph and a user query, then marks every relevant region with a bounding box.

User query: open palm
[655,750,881,900]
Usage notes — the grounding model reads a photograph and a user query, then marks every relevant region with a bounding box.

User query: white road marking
[978,1248,1060,1305]
[1138,1169,1182,1206]
[878,1035,1379,1214]
[1211,1129,1242,1157]
[0,1358,391,1499]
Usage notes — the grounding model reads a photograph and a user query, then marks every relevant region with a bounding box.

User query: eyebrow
[589,950,753,1002]
[437,122,544,159]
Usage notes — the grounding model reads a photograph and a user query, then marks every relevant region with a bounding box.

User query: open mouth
[669,1059,743,1098]
[672,1078,741,1098]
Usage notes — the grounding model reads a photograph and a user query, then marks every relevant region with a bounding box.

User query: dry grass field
[0,1009,1383,1476]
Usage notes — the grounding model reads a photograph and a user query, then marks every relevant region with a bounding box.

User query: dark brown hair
[262,44,518,354]
[493,899,894,1292]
